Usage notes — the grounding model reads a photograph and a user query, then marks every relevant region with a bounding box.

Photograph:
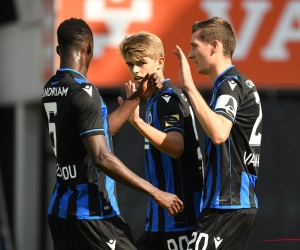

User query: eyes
[126,61,146,68]
[190,43,198,50]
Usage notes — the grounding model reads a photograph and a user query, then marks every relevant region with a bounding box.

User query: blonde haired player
[119,31,203,250]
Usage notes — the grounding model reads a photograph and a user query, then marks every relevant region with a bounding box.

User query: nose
[132,65,140,74]
[188,50,194,59]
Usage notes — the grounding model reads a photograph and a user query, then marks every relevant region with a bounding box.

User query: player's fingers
[172,49,180,60]
[178,198,184,212]
[172,51,179,59]
[169,205,180,217]
[117,96,124,105]
[149,74,161,90]
[176,45,183,54]
[141,73,149,84]
[175,199,184,214]
[154,76,161,89]
[148,72,157,86]
[130,80,137,91]
[131,83,137,94]
[169,196,184,216]
[124,82,131,98]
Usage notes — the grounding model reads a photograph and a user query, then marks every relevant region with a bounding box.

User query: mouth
[134,76,144,83]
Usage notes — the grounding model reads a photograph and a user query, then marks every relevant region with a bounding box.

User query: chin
[196,68,203,74]
[197,67,207,75]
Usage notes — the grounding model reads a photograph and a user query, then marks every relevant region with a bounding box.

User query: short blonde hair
[119,31,164,61]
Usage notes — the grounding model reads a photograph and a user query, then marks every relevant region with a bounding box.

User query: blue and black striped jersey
[42,68,119,220]
[202,65,262,210]
[144,79,203,232]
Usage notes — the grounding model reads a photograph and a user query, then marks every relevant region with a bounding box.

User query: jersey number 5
[44,102,57,156]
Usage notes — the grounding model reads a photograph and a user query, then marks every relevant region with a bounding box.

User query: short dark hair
[57,18,93,50]
[192,17,236,57]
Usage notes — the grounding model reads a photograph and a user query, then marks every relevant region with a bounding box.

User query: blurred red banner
[56,0,300,89]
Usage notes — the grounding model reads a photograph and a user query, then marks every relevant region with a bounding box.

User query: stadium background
[0,0,299,249]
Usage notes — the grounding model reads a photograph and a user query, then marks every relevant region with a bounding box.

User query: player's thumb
[117,96,124,106]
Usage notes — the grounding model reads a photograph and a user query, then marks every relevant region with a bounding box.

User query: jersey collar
[56,68,87,81]
[214,65,235,86]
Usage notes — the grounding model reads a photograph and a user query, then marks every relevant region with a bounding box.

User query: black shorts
[187,208,257,250]
[48,214,137,250]
[136,230,193,250]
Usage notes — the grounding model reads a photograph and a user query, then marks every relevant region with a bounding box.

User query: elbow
[171,145,184,159]
[93,151,111,171]
[210,133,228,145]
[109,127,117,137]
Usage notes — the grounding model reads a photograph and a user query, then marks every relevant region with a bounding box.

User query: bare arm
[184,85,232,144]
[131,118,184,159]
[82,134,184,215]
[118,80,184,158]
[108,73,162,135]
[173,46,232,144]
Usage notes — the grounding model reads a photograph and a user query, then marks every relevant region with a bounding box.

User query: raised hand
[136,72,162,100]
[152,189,184,216]
[117,81,140,123]
[172,45,195,91]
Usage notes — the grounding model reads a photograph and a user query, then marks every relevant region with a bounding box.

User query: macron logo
[162,95,171,103]
[83,85,92,97]
[228,80,237,91]
[106,239,116,250]
[214,237,223,249]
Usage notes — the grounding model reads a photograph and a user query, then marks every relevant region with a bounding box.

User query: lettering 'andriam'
[42,87,68,97]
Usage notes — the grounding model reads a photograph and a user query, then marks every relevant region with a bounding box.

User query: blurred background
[0,0,299,250]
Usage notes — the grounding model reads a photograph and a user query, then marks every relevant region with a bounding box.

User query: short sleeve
[156,94,185,135]
[214,78,241,123]
[72,84,105,138]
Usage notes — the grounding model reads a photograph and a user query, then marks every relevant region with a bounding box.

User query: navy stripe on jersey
[144,80,203,232]
[48,182,119,219]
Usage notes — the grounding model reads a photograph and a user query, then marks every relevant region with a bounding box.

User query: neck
[59,52,88,78]
[208,57,232,83]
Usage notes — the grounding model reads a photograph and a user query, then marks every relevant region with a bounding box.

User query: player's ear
[157,57,165,70]
[87,42,93,55]
[211,40,218,51]
[210,40,218,55]
[56,46,60,56]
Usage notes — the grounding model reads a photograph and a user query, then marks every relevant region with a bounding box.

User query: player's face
[125,56,161,87]
[188,31,213,76]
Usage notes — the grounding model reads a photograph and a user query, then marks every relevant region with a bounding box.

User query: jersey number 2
[249,92,262,146]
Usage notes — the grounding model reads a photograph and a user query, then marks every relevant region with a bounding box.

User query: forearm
[83,135,183,216]
[131,118,183,158]
[95,151,157,197]
[108,95,140,135]
[185,85,229,144]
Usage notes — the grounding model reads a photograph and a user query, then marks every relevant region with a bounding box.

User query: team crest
[215,95,238,119]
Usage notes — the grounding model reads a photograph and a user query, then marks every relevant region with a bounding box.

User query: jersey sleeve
[72,84,105,138]
[156,94,185,136]
[214,78,241,123]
